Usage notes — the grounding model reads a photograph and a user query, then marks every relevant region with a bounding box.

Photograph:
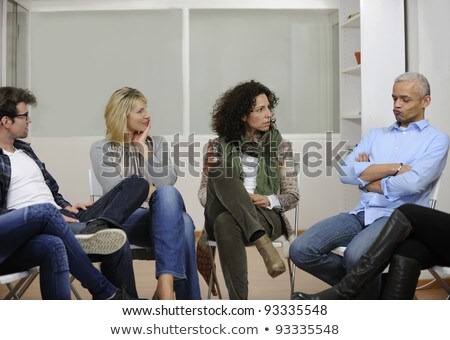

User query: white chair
[421,177,450,299]
[205,204,299,299]
[0,267,39,300]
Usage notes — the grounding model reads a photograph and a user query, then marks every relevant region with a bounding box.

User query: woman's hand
[131,121,151,144]
[249,194,270,208]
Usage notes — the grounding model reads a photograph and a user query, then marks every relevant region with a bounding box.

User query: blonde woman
[90,87,200,300]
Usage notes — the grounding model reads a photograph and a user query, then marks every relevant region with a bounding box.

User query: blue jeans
[289,212,388,299]
[66,175,149,298]
[0,204,117,299]
[122,185,201,300]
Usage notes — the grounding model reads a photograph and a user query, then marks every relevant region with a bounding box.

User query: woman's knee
[182,213,196,238]
[153,185,183,206]
[213,212,241,242]
[397,204,423,218]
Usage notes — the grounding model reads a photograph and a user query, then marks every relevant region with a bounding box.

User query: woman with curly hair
[198,80,299,299]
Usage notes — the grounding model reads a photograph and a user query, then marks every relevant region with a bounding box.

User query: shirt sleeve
[267,194,281,209]
[147,136,177,187]
[339,131,375,186]
[380,132,450,201]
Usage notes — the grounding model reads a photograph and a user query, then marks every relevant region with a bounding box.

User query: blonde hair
[104,87,148,142]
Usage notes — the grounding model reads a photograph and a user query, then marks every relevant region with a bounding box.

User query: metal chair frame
[0,267,40,300]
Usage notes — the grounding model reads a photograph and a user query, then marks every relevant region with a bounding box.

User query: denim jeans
[63,175,149,226]
[0,204,117,299]
[121,185,201,300]
[65,175,149,298]
[289,211,388,299]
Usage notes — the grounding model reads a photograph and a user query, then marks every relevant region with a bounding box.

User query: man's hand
[355,152,370,162]
[65,202,93,214]
[61,213,79,223]
[363,180,383,194]
[249,194,270,208]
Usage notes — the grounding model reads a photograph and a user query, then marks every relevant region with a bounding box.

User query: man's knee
[289,235,321,268]
[33,235,69,272]
[124,175,149,194]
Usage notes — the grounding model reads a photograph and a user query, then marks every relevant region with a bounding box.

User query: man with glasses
[0,87,147,298]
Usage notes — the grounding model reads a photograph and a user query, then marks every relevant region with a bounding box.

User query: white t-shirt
[4,149,59,210]
[241,153,281,209]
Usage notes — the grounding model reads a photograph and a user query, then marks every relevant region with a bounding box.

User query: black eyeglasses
[13,112,29,120]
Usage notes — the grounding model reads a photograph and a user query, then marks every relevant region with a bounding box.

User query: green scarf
[219,129,282,195]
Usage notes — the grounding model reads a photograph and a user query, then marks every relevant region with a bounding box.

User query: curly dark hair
[0,87,37,119]
[211,80,278,143]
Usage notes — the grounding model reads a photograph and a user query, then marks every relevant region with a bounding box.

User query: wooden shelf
[341,13,360,28]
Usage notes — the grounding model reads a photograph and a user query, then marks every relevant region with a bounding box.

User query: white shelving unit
[339,0,362,148]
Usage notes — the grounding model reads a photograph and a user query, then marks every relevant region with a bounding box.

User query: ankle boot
[382,255,421,299]
[253,235,286,278]
[292,209,413,300]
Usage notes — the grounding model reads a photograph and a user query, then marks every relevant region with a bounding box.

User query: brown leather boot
[253,235,286,278]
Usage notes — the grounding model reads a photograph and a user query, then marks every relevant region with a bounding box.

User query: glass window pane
[16,4,28,89]
[190,9,336,134]
[6,1,16,86]
[30,10,182,137]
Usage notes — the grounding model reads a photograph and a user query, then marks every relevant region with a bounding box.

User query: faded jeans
[122,185,201,300]
[0,204,117,299]
[289,211,388,299]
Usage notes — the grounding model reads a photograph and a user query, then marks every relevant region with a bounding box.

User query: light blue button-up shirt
[340,119,450,225]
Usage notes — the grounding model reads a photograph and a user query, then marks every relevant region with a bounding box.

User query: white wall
[26,2,348,232]
[407,0,450,213]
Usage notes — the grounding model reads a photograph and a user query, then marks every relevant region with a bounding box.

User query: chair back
[428,176,442,209]
[88,169,103,202]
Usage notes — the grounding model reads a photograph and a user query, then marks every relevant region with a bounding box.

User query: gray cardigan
[90,136,177,194]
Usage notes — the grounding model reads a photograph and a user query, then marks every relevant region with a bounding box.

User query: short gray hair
[394,72,430,97]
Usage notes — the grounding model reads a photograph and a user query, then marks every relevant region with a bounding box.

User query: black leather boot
[382,255,421,299]
[292,209,413,300]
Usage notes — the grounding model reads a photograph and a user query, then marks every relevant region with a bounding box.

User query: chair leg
[207,246,222,300]
[4,272,39,300]
[212,264,222,299]
[70,275,83,300]
[5,279,27,300]
[289,259,296,298]
[428,267,450,299]
[15,272,39,299]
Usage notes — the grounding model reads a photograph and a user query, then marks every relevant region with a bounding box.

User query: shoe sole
[75,229,127,255]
